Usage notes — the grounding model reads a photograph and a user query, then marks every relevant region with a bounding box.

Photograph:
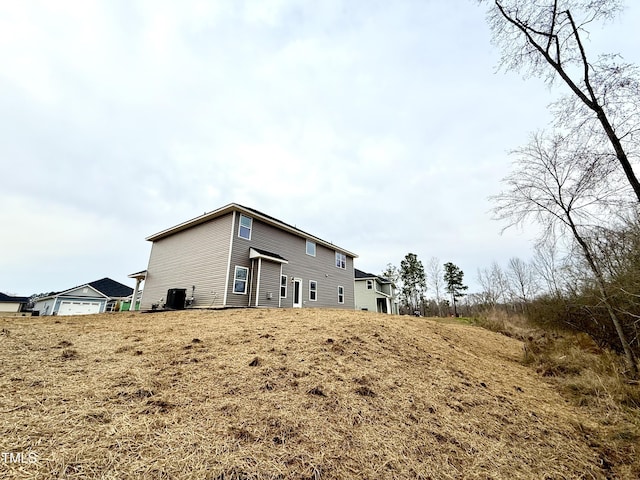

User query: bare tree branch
[481,0,640,201]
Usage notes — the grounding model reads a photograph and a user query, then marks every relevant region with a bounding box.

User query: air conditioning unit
[166,289,186,310]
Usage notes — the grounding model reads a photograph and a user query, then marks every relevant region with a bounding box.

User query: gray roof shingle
[87,278,133,297]
[354,268,392,284]
[0,292,29,303]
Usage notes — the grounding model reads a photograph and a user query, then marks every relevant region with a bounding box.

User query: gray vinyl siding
[248,259,281,307]
[227,214,355,309]
[226,217,252,307]
[141,213,233,309]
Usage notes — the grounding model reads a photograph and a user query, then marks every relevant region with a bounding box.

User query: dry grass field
[0,308,637,479]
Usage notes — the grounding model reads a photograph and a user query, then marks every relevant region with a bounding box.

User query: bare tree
[532,235,565,297]
[477,261,509,308]
[480,0,640,202]
[492,131,638,376]
[588,214,640,327]
[381,263,400,288]
[381,263,401,314]
[426,257,444,316]
[506,257,540,310]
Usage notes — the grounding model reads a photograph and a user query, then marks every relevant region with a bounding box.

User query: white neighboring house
[354,269,398,314]
[0,292,29,313]
[33,278,134,316]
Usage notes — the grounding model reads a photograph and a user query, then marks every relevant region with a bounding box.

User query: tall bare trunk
[568,218,638,377]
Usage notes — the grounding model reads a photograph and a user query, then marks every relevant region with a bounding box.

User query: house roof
[249,247,289,263]
[146,203,358,258]
[354,268,392,284]
[0,292,29,303]
[87,278,134,298]
[36,277,134,301]
[128,270,147,280]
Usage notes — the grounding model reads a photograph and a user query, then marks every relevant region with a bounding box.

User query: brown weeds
[474,309,640,477]
[0,309,632,479]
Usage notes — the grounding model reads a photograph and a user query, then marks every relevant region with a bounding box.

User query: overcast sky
[2,0,639,297]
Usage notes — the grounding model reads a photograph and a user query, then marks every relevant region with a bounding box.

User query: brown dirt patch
[0,309,620,479]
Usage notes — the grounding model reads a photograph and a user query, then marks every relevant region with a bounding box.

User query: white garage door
[58,301,102,316]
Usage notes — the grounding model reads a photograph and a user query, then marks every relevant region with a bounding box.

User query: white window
[280,275,287,298]
[338,286,344,304]
[239,215,252,240]
[335,252,346,269]
[366,279,373,290]
[306,240,316,257]
[309,280,317,301]
[233,266,249,294]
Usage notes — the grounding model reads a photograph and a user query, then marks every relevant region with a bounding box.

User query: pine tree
[400,253,426,314]
[443,262,468,317]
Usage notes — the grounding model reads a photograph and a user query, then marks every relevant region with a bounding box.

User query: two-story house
[354,269,398,314]
[140,203,357,310]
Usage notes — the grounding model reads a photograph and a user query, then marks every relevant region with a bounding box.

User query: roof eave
[249,248,289,264]
[146,203,358,258]
[146,204,236,242]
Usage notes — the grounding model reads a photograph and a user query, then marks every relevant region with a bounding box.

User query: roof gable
[39,278,134,301]
[59,284,107,298]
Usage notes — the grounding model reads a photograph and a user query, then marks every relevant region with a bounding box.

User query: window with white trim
[366,279,373,290]
[233,266,249,294]
[280,275,287,298]
[306,240,316,256]
[335,252,346,269]
[238,215,252,240]
[309,280,317,301]
[338,286,344,304]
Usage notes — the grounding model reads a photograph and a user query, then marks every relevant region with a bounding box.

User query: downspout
[248,258,254,307]
[255,258,262,307]
[278,264,283,308]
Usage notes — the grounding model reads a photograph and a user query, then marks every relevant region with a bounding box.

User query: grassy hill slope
[0,309,623,479]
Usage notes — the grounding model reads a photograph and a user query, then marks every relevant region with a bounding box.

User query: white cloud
[1,0,638,295]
